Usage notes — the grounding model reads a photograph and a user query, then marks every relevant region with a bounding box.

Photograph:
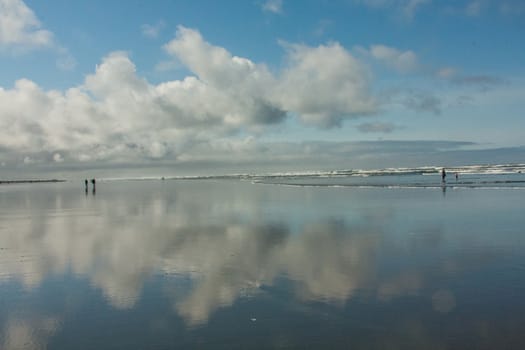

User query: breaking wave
[100,163,525,189]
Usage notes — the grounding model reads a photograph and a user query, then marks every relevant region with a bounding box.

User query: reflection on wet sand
[0,204,379,325]
[170,221,380,324]
[1,181,524,349]
[1,315,61,350]
[0,182,508,327]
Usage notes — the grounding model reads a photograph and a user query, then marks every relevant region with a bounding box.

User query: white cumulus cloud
[163,26,377,128]
[0,26,377,168]
[0,0,54,51]
[277,41,376,126]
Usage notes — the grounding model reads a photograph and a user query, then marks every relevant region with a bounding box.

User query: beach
[1,0,524,347]
[1,177,525,349]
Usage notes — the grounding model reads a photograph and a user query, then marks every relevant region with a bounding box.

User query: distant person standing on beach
[441,168,446,183]
[84,179,88,190]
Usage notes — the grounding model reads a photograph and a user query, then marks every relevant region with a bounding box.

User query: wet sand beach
[1,179,525,349]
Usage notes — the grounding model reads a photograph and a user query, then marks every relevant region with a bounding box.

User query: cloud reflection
[166,221,379,325]
[0,183,383,326]
[0,181,511,327]
[2,315,60,350]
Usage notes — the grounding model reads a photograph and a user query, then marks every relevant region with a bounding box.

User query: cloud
[444,0,525,17]
[53,153,63,162]
[402,0,431,19]
[56,47,76,71]
[313,19,333,37]
[277,41,377,127]
[451,74,505,90]
[465,0,488,16]
[163,27,287,126]
[436,67,457,79]
[354,0,431,19]
[357,122,398,133]
[361,0,525,18]
[141,20,166,38]
[261,0,283,14]
[379,86,444,117]
[499,0,525,15]
[403,90,442,115]
[0,0,76,71]
[154,60,180,72]
[160,140,481,172]
[436,67,505,91]
[0,26,377,168]
[368,44,419,73]
[0,0,54,51]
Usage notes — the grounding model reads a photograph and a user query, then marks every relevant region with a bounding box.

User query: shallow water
[255,172,525,189]
[1,179,525,349]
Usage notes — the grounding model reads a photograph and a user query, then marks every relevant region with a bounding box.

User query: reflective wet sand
[1,180,524,349]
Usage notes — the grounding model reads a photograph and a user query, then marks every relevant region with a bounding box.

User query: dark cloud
[356,122,398,133]
[403,91,442,115]
[452,74,505,90]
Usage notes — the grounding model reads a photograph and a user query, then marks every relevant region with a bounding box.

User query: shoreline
[0,179,66,185]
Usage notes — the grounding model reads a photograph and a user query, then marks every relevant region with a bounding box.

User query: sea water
[1,170,525,349]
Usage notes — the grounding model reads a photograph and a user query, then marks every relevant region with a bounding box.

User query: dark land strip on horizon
[0,179,66,184]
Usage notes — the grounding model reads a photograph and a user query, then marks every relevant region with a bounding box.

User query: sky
[0,0,524,177]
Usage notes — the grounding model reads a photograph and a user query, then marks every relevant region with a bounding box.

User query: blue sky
[0,0,524,176]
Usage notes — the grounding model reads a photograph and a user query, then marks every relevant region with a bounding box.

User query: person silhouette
[441,168,446,183]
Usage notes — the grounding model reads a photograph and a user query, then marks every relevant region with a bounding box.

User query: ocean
[1,164,525,349]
